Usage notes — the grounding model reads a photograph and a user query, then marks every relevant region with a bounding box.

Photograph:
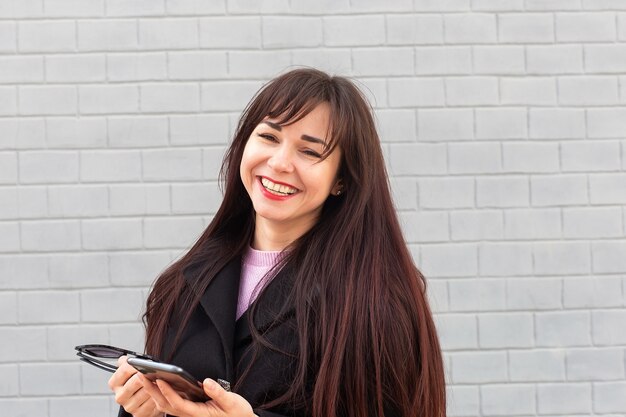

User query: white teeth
[261,177,298,195]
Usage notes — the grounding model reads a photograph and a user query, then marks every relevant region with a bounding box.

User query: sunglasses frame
[75,344,155,373]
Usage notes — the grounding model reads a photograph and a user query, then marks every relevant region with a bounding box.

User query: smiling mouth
[260,177,300,196]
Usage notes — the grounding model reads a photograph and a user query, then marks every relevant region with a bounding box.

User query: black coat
[118,257,304,417]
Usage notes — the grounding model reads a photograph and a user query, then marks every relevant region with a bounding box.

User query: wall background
[1,0,625,416]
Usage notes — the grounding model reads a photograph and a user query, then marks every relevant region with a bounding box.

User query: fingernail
[204,378,216,389]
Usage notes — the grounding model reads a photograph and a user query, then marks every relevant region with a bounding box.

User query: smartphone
[127,357,209,402]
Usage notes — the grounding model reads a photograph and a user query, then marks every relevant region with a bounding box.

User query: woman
[108,68,446,417]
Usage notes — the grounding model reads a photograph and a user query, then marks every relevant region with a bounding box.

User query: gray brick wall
[1,1,625,416]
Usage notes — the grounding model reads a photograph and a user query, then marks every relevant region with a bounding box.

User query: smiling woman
[108,68,446,417]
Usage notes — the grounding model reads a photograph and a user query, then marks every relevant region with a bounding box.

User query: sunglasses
[75,344,156,373]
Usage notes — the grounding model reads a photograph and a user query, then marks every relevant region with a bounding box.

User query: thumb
[203,378,231,407]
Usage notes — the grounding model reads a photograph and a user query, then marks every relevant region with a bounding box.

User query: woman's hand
[108,356,163,417]
[139,374,256,417]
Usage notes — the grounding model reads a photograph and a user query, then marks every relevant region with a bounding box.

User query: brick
[202,148,226,181]
[20,363,81,395]
[356,78,387,108]
[0,87,17,115]
[82,219,142,250]
[260,16,322,48]
[110,250,171,286]
[81,288,144,322]
[106,0,165,16]
[144,217,204,248]
[0,327,46,361]
[562,140,621,172]
[586,44,626,73]
[139,18,198,50]
[419,177,473,209]
[531,174,588,206]
[594,382,626,413]
[473,46,525,74]
[0,221,19,252]
[510,350,565,382]
[0,56,44,83]
[168,51,227,80]
[472,0,523,11]
[80,150,141,182]
[348,0,412,11]
[504,208,561,239]
[46,55,105,83]
[387,15,443,45]
[79,85,139,114]
[450,351,507,383]
[172,183,221,214]
[584,0,626,9]
[481,384,535,415]
[446,385,479,417]
[444,14,497,43]
[47,325,109,360]
[0,22,16,53]
[199,17,261,48]
[435,314,477,350]
[500,13,554,43]
[77,19,137,51]
[446,77,498,106]
[19,86,77,116]
[47,117,107,149]
[417,109,474,141]
[399,211,449,243]
[506,278,561,310]
[538,383,591,414]
[44,0,104,16]
[290,0,350,14]
[388,78,445,107]
[529,108,585,139]
[593,310,626,345]
[375,110,418,142]
[353,48,414,76]
[564,276,623,308]
[421,244,477,278]
[557,12,616,42]
[290,49,352,75]
[0,0,43,18]
[390,177,417,210]
[166,0,226,14]
[229,51,291,78]
[109,323,145,353]
[476,176,529,208]
[559,76,619,105]
[0,152,17,184]
[18,21,75,52]
[143,149,202,181]
[50,397,111,417]
[501,77,557,105]
[527,45,583,74]
[567,348,624,380]
[534,242,590,274]
[227,0,289,14]
[593,241,626,274]
[108,116,168,147]
[0,365,18,395]
[323,16,384,46]
[449,279,505,311]
[588,108,626,138]
[620,13,626,40]
[564,207,623,238]
[109,184,170,215]
[0,399,47,417]
[107,52,167,81]
[81,364,113,395]
[479,313,533,348]
[201,81,264,112]
[415,0,470,11]
[0,255,48,289]
[449,143,501,174]
[527,0,582,9]
[479,242,533,276]
[388,144,447,176]
[21,220,81,252]
[590,173,626,204]
[1,118,45,149]
[48,185,108,218]
[427,279,449,313]
[416,46,472,75]
[170,114,230,146]
[450,210,504,241]
[536,311,591,347]
[19,291,80,323]
[0,188,17,220]
[49,253,109,288]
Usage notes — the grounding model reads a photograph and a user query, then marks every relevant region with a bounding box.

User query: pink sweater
[237,246,283,320]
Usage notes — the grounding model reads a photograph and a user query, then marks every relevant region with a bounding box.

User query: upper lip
[259,175,300,191]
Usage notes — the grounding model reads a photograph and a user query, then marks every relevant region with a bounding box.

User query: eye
[258,133,278,142]
[302,149,322,158]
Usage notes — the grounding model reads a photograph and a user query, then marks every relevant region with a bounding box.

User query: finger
[108,356,137,390]
[112,373,144,406]
[155,379,201,416]
[202,378,234,410]
[138,374,171,411]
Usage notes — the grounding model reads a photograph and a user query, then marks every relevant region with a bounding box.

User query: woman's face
[239,102,342,241]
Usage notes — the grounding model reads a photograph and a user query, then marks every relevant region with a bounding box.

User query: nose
[267,146,294,173]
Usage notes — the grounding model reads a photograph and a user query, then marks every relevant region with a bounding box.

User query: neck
[252,214,317,251]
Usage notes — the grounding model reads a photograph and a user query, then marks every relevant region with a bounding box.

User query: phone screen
[127,357,209,402]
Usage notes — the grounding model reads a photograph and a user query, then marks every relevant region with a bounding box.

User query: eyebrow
[261,121,328,147]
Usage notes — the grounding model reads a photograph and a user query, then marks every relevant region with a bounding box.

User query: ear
[331,179,344,196]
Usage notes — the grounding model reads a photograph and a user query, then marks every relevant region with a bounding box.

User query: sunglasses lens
[85,347,123,358]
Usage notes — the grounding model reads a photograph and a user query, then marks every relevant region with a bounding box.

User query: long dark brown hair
[144,68,445,417]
